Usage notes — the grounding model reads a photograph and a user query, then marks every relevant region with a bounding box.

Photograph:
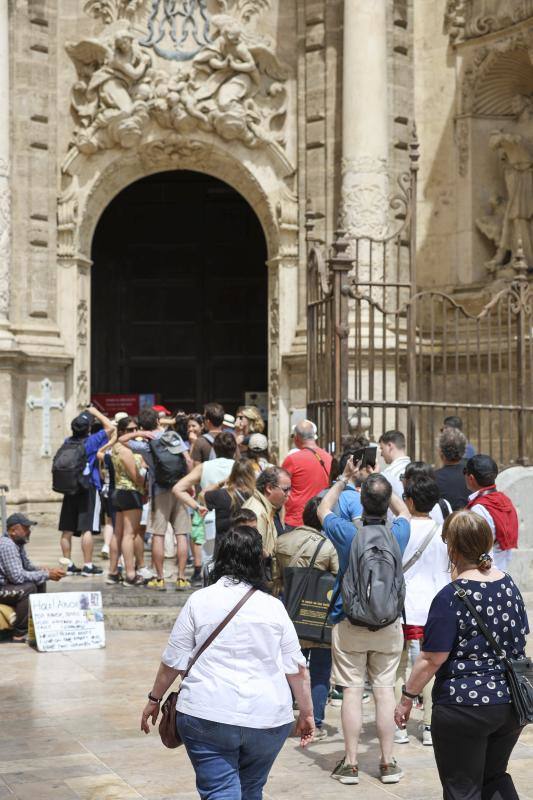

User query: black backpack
[341,520,406,631]
[52,440,89,495]
[149,432,188,488]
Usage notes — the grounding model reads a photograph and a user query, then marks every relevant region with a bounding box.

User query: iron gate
[307,136,533,466]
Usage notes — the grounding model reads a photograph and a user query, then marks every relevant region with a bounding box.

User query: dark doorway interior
[91,170,268,412]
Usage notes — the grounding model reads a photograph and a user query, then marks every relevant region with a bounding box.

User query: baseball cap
[248,433,268,453]
[223,414,236,429]
[114,411,129,424]
[153,404,171,417]
[71,412,93,435]
[6,513,37,528]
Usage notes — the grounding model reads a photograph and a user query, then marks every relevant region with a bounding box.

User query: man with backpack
[119,408,190,590]
[190,402,225,465]
[317,457,411,786]
[56,406,114,576]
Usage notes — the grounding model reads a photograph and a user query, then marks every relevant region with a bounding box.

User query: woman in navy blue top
[394,510,528,800]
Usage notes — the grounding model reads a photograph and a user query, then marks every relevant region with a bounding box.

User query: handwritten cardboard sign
[29,591,105,652]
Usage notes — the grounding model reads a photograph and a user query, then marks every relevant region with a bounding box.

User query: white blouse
[162,577,306,728]
[401,518,450,626]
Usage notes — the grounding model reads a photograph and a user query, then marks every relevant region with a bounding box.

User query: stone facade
[0,0,531,517]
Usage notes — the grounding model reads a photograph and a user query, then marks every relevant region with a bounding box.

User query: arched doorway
[90,170,268,412]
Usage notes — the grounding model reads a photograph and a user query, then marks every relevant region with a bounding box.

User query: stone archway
[57,135,298,459]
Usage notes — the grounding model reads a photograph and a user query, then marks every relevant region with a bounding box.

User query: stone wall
[496,467,533,590]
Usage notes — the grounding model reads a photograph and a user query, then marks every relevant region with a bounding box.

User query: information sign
[29,591,105,653]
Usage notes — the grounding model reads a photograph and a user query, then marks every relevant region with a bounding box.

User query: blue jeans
[176,712,292,800]
[301,647,332,727]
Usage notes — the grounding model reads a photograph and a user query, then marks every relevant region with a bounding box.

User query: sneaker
[394,726,409,744]
[81,564,103,577]
[331,758,359,785]
[329,687,343,707]
[123,574,145,587]
[362,692,371,704]
[175,577,191,591]
[146,578,166,591]
[66,563,82,575]
[100,545,110,559]
[380,758,403,784]
[313,727,328,742]
[421,725,432,746]
[191,570,203,587]
[106,573,122,585]
[136,567,153,580]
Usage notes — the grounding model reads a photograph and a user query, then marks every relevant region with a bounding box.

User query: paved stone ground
[1,528,532,799]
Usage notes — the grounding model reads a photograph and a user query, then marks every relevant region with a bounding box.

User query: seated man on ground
[0,514,64,642]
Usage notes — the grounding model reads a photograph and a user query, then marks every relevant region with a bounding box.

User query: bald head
[294,419,316,447]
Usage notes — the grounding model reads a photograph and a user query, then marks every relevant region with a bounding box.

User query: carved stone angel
[66,32,152,154]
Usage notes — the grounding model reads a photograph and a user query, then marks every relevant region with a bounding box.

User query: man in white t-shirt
[394,474,449,747]
[379,431,411,498]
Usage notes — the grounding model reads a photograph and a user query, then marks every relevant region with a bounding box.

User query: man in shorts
[317,458,411,786]
[119,408,191,591]
[59,405,114,576]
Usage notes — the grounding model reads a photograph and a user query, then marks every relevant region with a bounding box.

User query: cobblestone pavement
[1,529,532,799]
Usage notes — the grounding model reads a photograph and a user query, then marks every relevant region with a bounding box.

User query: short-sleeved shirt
[129,431,164,495]
[423,574,529,706]
[191,434,217,463]
[322,513,410,623]
[337,485,363,522]
[204,488,250,539]
[434,463,469,510]
[66,430,108,491]
[282,447,333,527]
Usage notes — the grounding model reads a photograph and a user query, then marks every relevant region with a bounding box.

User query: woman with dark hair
[401,461,452,524]
[173,432,237,566]
[202,459,257,542]
[394,510,529,800]
[141,526,314,798]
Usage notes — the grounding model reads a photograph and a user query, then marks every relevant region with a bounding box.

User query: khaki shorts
[150,490,192,536]
[332,617,403,688]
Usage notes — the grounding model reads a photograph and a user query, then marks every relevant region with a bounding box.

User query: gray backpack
[341,520,406,631]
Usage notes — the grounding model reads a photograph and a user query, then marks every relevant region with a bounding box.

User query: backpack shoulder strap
[439,498,451,520]
[403,523,439,573]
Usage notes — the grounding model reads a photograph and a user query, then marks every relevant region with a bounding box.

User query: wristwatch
[401,684,418,700]
[148,692,161,703]
[337,476,349,486]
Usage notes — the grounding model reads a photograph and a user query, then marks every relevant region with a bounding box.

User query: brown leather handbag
[159,586,256,748]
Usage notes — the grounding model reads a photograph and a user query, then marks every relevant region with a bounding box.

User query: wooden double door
[91,170,268,413]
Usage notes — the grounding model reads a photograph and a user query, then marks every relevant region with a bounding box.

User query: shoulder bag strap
[403,523,439,573]
[182,587,256,679]
[302,447,329,478]
[452,582,506,660]
[438,499,450,520]
[288,535,326,568]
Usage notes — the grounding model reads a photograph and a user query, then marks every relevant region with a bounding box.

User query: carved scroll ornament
[446,0,533,43]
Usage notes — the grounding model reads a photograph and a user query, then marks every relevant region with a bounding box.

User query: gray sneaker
[331,758,359,785]
[380,758,403,784]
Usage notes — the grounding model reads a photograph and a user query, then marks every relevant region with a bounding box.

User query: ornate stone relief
[84,0,143,24]
[341,156,389,240]
[446,0,533,43]
[77,300,88,346]
[65,3,288,159]
[455,118,469,176]
[476,131,533,270]
[77,370,89,406]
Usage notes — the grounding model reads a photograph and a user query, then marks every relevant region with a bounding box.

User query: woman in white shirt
[141,526,314,799]
[394,475,450,747]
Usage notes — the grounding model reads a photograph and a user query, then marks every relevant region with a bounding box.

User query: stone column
[0,0,12,336]
[341,0,389,240]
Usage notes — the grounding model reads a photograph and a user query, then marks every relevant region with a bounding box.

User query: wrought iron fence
[307,135,533,467]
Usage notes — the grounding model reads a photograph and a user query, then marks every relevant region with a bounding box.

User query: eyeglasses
[126,427,138,432]
[275,485,292,494]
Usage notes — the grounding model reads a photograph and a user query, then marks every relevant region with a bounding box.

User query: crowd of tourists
[0,402,529,800]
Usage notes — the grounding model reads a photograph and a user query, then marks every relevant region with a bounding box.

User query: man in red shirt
[281,420,332,529]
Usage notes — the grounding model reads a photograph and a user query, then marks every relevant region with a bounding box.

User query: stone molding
[341,157,389,240]
[0,157,10,320]
[446,0,533,44]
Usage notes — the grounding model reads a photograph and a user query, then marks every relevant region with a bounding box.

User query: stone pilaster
[341,0,389,240]
[0,0,11,335]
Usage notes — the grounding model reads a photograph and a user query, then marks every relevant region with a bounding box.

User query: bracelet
[401,684,418,700]
[148,692,161,703]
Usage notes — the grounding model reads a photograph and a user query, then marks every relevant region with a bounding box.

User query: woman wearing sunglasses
[107,416,147,587]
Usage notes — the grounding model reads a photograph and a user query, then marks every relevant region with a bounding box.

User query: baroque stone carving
[476,132,533,269]
[341,156,389,240]
[77,299,88,346]
[77,370,89,406]
[446,0,533,42]
[456,118,469,176]
[66,13,288,156]
[84,0,144,23]
[0,157,10,319]
[140,0,213,61]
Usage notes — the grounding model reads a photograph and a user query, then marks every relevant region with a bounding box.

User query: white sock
[84,563,93,569]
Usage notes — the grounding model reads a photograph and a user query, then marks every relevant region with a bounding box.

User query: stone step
[104,605,179,631]
[48,578,195,607]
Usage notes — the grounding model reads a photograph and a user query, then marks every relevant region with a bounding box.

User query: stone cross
[27,378,65,457]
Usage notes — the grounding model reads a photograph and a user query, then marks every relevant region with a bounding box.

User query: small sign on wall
[29,591,105,653]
